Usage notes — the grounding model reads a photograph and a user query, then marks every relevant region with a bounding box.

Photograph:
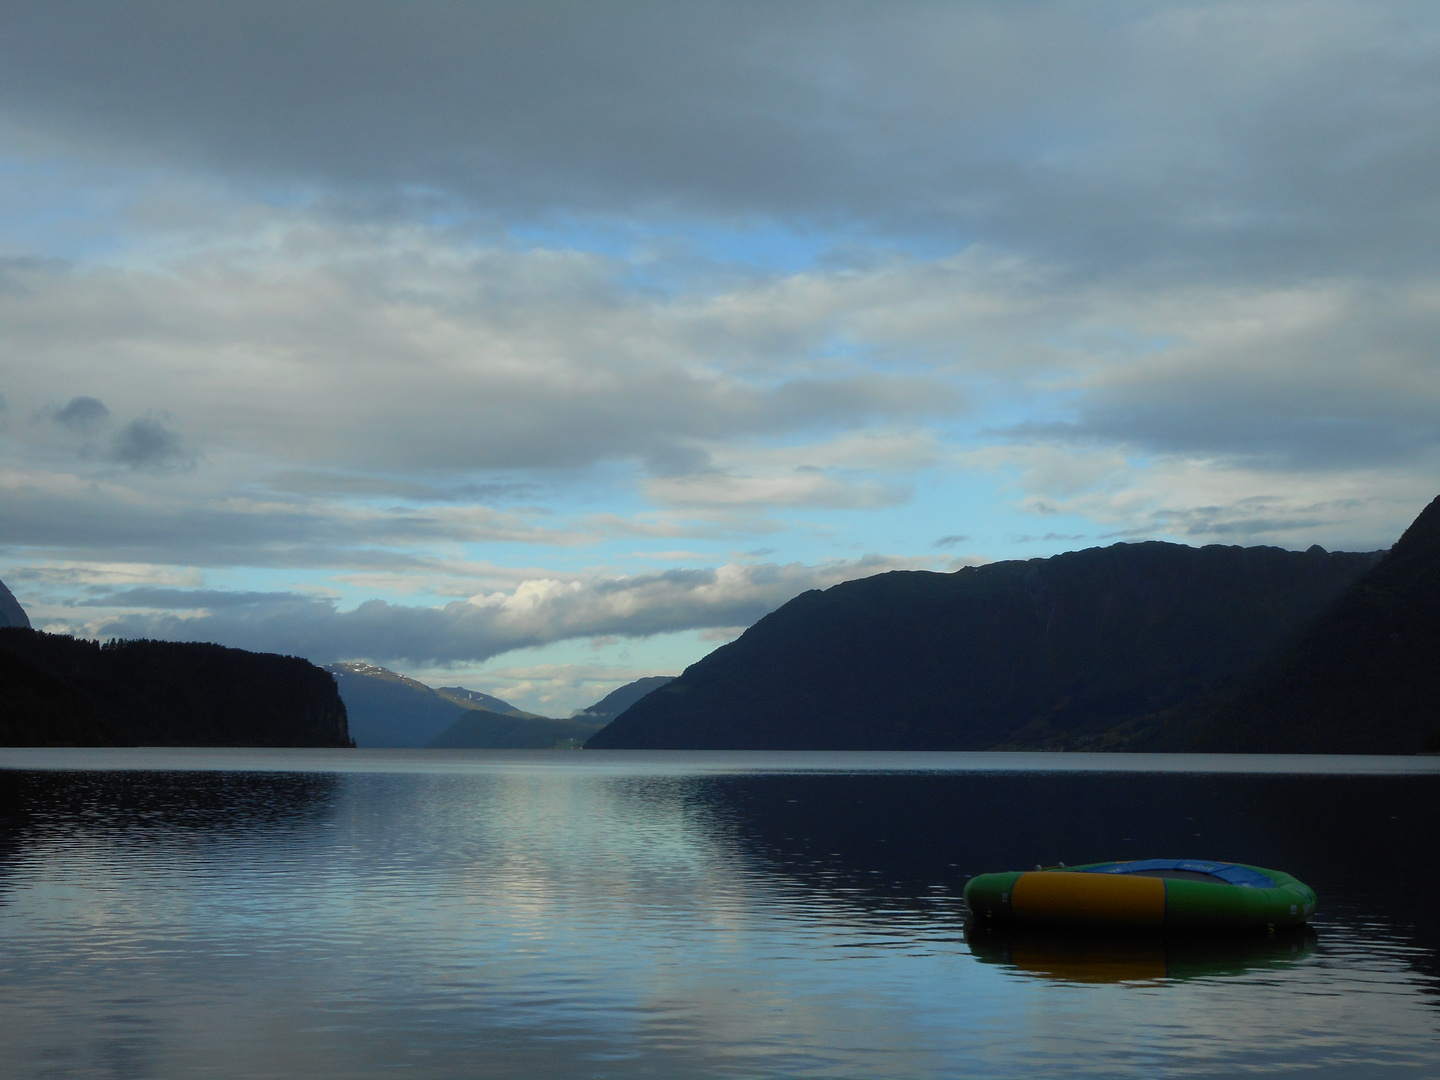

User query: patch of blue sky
[0,156,145,261]
[501,211,972,287]
[0,153,303,268]
[503,215,822,273]
[755,468,1100,567]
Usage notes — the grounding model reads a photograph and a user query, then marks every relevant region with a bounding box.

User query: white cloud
[57,556,933,666]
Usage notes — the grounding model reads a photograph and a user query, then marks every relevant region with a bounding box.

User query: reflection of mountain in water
[684,770,1440,988]
[0,769,342,837]
[0,770,343,903]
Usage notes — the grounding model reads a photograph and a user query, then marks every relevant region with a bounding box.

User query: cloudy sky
[3,1,1438,714]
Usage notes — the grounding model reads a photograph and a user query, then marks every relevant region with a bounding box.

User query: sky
[3,1,1438,716]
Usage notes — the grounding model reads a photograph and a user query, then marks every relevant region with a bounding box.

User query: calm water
[1,750,1437,1079]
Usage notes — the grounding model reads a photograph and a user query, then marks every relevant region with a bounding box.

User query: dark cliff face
[1181,494,1440,754]
[0,629,351,747]
[586,541,1381,750]
[0,579,30,630]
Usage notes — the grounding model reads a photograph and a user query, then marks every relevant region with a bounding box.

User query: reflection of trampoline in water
[965,922,1318,984]
[964,859,1317,932]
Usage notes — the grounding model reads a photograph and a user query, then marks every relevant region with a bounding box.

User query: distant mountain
[433,685,537,717]
[424,676,672,748]
[328,662,580,748]
[572,676,674,725]
[1170,494,1440,754]
[325,662,488,747]
[427,709,605,749]
[0,579,30,629]
[0,629,350,747]
[585,541,1381,750]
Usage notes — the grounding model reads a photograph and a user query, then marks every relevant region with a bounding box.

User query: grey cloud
[78,557,921,664]
[0,478,570,568]
[106,417,189,469]
[0,247,959,482]
[268,471,539,503]
[3,3,1438,278]
[1005,370,1440,474]
[1128,498,1350,543]
[79,588,303,610]
[933,534,969,548]
[1038,409,1440,472]
[990,283,1440,471]
[1017,471,1420,552]
[53,395,110,432]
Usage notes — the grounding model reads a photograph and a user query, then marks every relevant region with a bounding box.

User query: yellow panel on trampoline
[1010,871,1166,929]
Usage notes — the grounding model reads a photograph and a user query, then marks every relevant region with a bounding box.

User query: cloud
[970,441,1436,551]
[4,3,1438,279]
[2,1,1438,677]
[70,556,933,665]
[0,465,588,568]
[1016,281,1440,470]
[3,222,1436,573]
[646,469,909,512]
[53,395,109,432]
[77,588,300,610]
[0,230,956,486]
[107,417,188,469]
[267,471,538,503]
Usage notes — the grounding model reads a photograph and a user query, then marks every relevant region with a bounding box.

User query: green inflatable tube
[963,858,1317,932]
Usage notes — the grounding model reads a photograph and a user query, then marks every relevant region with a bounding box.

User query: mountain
[426,709,605,749]
[0,579,30,629]
[325,662,497,747]
[571,676,674,725]
[434,686,536,717]
[327,662,579,748]
[424,676,672,748]
[1171,494,1440,754]
[0,628,350,747]
[585,541,1381,750]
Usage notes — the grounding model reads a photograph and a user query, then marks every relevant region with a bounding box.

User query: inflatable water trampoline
[963,859,1317,932]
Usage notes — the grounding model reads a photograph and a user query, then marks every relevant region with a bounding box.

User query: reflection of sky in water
[0,752,1437,1078]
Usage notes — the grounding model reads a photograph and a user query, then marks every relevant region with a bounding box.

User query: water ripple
[0,754,1436,1078]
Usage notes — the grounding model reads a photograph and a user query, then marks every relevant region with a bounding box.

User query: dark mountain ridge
[1168,494,1440,753]
[0,579,29,629]
[324,661,481,747]
[586,540,1382,750]
[0,628,351,747]
[572,676,675,726]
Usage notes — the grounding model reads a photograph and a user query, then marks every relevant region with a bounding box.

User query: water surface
[1,750,1436,1078]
